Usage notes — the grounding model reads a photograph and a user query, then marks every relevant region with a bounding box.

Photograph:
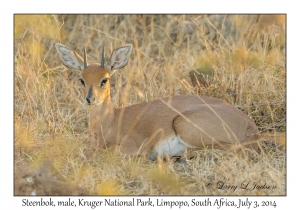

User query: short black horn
[100,46,104,68]
[83,48,87,68]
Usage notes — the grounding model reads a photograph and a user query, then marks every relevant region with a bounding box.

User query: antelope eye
[100,78,108,88]
[79,78,85,86]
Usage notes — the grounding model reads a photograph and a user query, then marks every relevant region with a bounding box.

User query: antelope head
[55,43,132,106]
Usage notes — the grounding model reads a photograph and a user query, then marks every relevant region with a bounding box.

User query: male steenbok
[55,43,260,160]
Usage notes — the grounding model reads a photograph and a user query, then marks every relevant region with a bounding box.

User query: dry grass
[14,14,286,195]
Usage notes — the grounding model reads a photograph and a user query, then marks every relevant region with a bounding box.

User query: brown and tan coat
[55,43,260,160]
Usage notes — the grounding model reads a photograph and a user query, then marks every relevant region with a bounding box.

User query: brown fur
[88,93,260,156]
[55,43,260,159]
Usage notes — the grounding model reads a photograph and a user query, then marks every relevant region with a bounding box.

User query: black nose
[86,85,93,105]
[86,97,90,104]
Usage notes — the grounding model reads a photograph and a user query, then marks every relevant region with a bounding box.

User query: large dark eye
[99,78,108,88]
[79,78,85,86]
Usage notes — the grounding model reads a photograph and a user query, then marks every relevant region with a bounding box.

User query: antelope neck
[89,97,114,127]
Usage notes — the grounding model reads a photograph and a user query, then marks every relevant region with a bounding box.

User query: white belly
[151,135,196,159]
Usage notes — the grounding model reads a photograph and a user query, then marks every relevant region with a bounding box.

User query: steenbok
[55,43,260,160]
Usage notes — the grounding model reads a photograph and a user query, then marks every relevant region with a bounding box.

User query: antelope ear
[55,43,84,71]
[107,44,132,72]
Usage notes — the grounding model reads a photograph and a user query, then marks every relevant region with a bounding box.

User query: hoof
[177,158,186,163]
[149,154,157,161]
